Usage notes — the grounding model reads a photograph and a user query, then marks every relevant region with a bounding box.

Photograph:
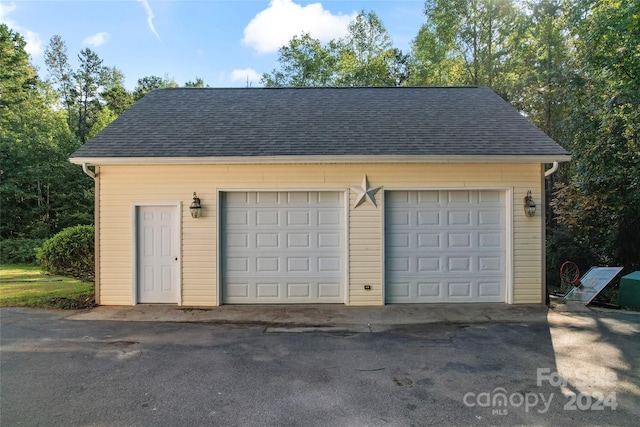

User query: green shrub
[0,239,45,264]
[37,225,94,282]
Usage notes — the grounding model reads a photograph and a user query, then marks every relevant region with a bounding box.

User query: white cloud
[243,0,356,54]
[83,32,110,48]
[0,2,43,58]
[0,2,16,21]
[230,68,261,84]
[21,29,43,57]
[137,0,161,40]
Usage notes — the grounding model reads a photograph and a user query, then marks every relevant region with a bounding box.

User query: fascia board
[70,154,572,166]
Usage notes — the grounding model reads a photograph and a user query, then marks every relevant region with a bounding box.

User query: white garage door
[222,191,345,304]
[385,190,506,303]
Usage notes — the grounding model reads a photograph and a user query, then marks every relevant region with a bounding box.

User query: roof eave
[69,154,572,166]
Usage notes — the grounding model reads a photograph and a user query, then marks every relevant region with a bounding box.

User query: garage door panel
[418,211,441,225]
[256,233,279,248]
[318,257,341,272]
[386,190,506,303]
[388,233,410,248]
[287,210,309,225]
[418,282,441,297]
[226,283,249,298]
[479,210,502,225]
[388,282,411,297]
[257,283,279,298]
[223,191,344,304]
[447,211,471,226]
[479,282,502,297]
[288,283,310,298]
[318,233,341,247]
[388,257,410,272]
[256,210,279,226]
[479,256,502,272]
[226,233,248,248]
[387,209,410,225]
[288,233,310,247]
[226,257,248,272]
[288,257,310,272]
[449,282,472,297]
[418,233,440,248]
[418,191,440,203]
[318,283,341,297]
[418,257,440,272]
[448,191,471,203]
[256,257,279,272]
[226,211,248,225]
[479,232,502,247]
[287,192,309,203]
[448,233,471,248]
[448,257,471,272]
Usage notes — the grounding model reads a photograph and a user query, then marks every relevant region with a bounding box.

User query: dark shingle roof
[71,87,570,160]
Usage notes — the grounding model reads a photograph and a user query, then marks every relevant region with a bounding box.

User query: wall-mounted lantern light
[523,191,536,217]
[190,192,202,218]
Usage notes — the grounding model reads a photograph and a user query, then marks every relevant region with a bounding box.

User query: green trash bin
[618,271,640,311]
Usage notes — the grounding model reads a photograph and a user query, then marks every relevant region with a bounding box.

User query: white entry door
[385,190,506,303]
[221,191,345,304]
[136,205,180,303]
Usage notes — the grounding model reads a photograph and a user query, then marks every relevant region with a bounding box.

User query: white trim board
[70,154,572,166]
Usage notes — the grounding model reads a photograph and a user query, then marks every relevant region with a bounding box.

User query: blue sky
[1,0,426,90]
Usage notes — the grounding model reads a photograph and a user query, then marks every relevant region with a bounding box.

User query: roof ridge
[158,86,483,91]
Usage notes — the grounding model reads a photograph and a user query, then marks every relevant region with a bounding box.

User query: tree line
[1,0,638,275]
[1,26,204,244]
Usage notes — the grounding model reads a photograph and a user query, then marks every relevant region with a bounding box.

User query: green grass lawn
[0,264,95,309]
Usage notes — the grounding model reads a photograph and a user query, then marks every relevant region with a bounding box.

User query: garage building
[70,87,570,306]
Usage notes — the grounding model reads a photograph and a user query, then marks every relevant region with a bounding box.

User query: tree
[45,37,110,143]
[101,67,134,115]
[389,48,411,87]
[409,22,466,85]
[336,11,400,86]
[72,48,109,143]
[1,27,93,239]
[0,24,38,107]
[185,77,206,87]
[552,0,640,270]
[262,11,404,87]
[44,35,73,123]
[87,106,118,140]
[410,0,520,90]
[1,79,92,239]
[505,1,570,138]
[133,75,178,100]
[261,33,339,87]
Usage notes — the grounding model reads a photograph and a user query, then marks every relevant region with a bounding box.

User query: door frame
[131,202,182,306]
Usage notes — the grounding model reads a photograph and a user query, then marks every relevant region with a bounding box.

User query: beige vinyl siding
[96,163,544,306]
[348,188,383,306]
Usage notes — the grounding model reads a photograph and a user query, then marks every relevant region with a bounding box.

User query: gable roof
[70,87,570,164]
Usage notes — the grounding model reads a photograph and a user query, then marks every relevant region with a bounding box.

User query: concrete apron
[67,303,552,333]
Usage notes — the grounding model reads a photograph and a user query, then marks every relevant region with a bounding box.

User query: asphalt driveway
[1,304,638,426]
